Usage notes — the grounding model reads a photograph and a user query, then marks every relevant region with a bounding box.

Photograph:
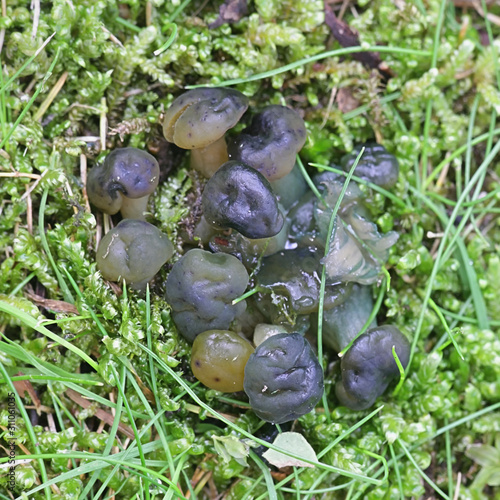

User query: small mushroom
[96,219,174,290]
[227,105,307,181]
[202,161,285,239]
[165,249,250,342]
[340,142,399,189]
[87,147,160,220]
[191,330,254,392]
[335,325,410,410]
[162,87,249,178]
[321,283,376,353]
[243,333,324,424]
[270,161,308,210]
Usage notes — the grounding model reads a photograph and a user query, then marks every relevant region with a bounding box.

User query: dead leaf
[324,3,393,79]
[336,87,360,113]
[65,388,135,439]
[12,375,42,415]
[25,290,79,314]
[208,0,247,29]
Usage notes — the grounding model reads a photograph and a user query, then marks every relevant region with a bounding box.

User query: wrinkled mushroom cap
[165,249,250,342]
[340,142,400,189]
[202,161,284,239]
[87,147,160,217]
[336,325,410,410]
[163,87,249,149]
[228,105,307,181]
[243,333,324,424]
[96,219,174,289]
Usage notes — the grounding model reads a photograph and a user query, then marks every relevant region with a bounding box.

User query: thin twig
[80,153,91,212]
[100,97,107,151]
[101,25,124,48]
[31,0,40,40]
[26,184,33,234]
[320,86,337,129]
[0,172,41,180]
[34,71,68,121]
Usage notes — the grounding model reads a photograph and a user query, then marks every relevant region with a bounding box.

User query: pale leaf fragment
[263,432,317,469]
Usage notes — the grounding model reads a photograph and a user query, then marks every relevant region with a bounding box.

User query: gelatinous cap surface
[87,147,160,215]
[244,333,324,424]
[340,142,399,188]
[336,325,410,410]
[191,330,254,392]
[228,105,307,181]
[163,87,249,149]
[202,161,284,239]
[165,249,250,342]
[96,219,174,287]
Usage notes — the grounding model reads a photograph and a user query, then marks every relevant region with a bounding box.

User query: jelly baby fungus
[202,161,285,239]
[165,249,250,342]
[208,216,289,269]
[335,325,410,410]
[270,162,308,210]
[87,147,160,220]
[340,142,400,189]
[315,175,398,284]
[244,333,324,424]
[191,330,254,392]
[162,87,249,178]
[253,323,288,347]
[228,105,307,181]
[321,283,376,352]
[256,248,353,316]
[96,219,174,290]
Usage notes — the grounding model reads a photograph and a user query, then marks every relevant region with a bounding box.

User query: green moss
[1,0,500,498]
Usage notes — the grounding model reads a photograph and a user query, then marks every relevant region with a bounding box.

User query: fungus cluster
[87,147,174,290]
[87,87,408,423]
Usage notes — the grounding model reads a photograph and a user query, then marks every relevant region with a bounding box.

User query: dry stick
[34,71,68,121]
[26,184,33,234]
[101,25,124,48]
[31,0,40,40]
[65,388,135,439]
[0,172,41,180]
[80,153,91,212]
[100,97,108,151]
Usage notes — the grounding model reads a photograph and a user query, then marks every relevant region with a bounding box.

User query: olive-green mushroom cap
[191,330,254,392]
[96,219,174,289]
[335,325,410,410]
[243,333,324,424]
[228,105,307,181]
[340,142,400,189]
[87,147,160,219]
[202,161,284,239]
[165,249,250,342]
[163,87,249,149]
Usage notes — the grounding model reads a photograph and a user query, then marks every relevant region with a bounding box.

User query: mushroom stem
[120,196,149,220]
[190,135,229,178]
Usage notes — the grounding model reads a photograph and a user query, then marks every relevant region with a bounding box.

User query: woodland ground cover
[1,0,500,498]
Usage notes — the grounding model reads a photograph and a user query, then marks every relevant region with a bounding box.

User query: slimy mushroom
[243,333,324,424]
[96,219,174,290]
[340,142,400,189]
[87,147,160,220]
[227,105,307,181]
[190,330,254,392]
[164,249,249,342]
[162,87,249,178]
[335,325,410,410]
[201,161,285,239]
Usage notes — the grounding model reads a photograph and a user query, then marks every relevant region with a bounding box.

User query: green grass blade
[0,300,98,371]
